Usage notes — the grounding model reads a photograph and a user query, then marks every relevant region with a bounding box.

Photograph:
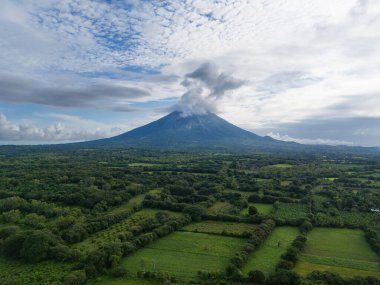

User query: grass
[89,276,161,285]
[128,163,160,167]
[273,203,310,221]
[280,180,292,186]
[0,256,72,285]
[110,194,145,214]
[267,164,293,168]
[240,203,273,216]
[207,202,236,215]
[72,209,183,254]
[242,227,299,275]
[295,228,380,278]
[122,231,246,281]
[324,177,338,181]
[182,220,258,235]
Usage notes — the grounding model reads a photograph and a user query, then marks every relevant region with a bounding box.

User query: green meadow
[295,228,380,278]
[240,203,273,216]
[182,220,258,235]
[122,231,246,281]
[242,227,299,275]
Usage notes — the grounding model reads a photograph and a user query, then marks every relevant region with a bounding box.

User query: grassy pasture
[207,201,236,215]
[242,227,299,275]
[267,163,293,168]
[109,194,145,214]
[240,203,273,216]
[182,220,258,235]
[122,231,246,281]
[89,276,161,285]
[295,228,380,278]
[128,163,160,167]
[72,209,183,254]
[273,203,310,221]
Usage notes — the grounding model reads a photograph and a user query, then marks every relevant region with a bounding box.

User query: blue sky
[1,0,380,146]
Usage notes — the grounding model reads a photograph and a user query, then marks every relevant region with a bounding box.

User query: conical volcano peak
[98,111,277,148]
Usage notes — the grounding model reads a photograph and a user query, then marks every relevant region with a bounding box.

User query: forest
[0,147,379,285]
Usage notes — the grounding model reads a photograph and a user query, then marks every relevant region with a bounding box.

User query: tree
[20,230,58,262]
[267,269,299,285]
[299,220,313,234]
[248,270,266,284]
[183,205,206,221]
[2,231,29,259]
[64,270,87,285]
[248,205,258,216]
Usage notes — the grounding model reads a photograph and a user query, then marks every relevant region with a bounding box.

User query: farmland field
[182,220,258,235]
[240,203,273,216]
[122,231,246,281]
[242,227,299,275]
[88,276,161,285]
[266,164,293,168]
[295,228,380,278]
[207,201,236,215]
[273,203,310,221]
[1,148,380,285]
[109,194,145,214]
[72,209,183,254]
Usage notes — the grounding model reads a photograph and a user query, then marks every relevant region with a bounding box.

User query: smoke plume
[175,62,245,116]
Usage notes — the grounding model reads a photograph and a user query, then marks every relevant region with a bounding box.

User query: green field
[240,203,273,216]
[0,256,72,285]
[72,209,183,254]
[207,201,236,215]
[89,276,161,285]
[295,228,380,278]
[122,231,246,281]
[109,194,145,214]
[182,220,258,235]
[267,164,293,168]
[273,203,310,221]
[242,227,299,275]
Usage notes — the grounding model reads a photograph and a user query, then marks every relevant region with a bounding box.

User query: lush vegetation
[242,227,299,276]
[0,147,379,284]
[182,220,258,236]
[122,231,246,281]
[295,228,380,278]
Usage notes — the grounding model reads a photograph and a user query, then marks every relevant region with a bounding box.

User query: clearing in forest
[240,203,273,216]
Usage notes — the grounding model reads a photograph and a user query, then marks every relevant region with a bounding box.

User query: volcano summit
[93,111,283,149]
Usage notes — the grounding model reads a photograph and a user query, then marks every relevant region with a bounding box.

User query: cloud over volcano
[175,62,246,116]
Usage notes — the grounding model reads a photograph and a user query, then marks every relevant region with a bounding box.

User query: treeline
[196,219,276,284]
[83,213,191,281]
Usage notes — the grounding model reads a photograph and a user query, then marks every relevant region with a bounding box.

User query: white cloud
[1,0,380,145]
[0,112,121,142]
[268,132,353,146]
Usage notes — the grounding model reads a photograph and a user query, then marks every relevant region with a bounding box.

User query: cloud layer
[0,113,113,142]
[175,63,245,116]
[0,0,380,145]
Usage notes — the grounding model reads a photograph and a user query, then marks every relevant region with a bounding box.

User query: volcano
[94,111,285,149]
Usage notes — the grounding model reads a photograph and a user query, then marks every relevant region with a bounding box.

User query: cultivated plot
[122,231,246,281]
[240,203,273,216]
[182,220,258,235]
[295,228,380,278]
[72,209,183,254]
[242,227,299,275]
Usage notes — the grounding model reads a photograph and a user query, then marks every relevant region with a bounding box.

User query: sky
[1,0,380,146]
